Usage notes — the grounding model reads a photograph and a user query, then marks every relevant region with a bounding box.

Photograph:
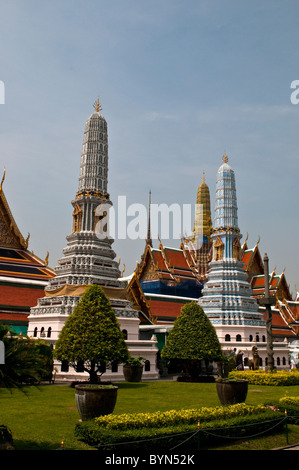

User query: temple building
[197,155,288,367]
[0,170,55,334]
[241,239,298,341]
[1,97,298,371]
[27,100,158,380]
[130,155,298,368]
[126,173,213,326]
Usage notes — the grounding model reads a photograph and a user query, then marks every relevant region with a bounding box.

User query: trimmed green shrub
[54,285,129,383]
[229,370,299,386]
[93,403,269,430]
[75,410,285,451]
[161,302,222,379]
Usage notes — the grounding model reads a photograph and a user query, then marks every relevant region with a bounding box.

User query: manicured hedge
[75,404,285,451]
[92,403,269,430]
[229,370,299,386]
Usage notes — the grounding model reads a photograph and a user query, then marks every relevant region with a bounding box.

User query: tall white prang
[27,100,158,380]
[199,154,266,350]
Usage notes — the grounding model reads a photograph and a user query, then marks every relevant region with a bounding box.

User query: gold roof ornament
[93,97,102,113]
[222,153,228,164]
[0,167,6,191]
[25,233,30,248]
[121,264,126,277]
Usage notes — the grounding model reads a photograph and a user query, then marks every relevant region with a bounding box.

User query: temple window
[77,360,84,372]
[236,334,242,342]
[122,329,128,340]
[33,327,38,337]
[144,360,150,372]
[61,360,69,372]
[47,327,52,338]
[225,334,231,341]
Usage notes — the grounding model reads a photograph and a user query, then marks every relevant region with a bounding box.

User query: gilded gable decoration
[214,236,224,261]
[72,202,83,233]
[232,237,241,260]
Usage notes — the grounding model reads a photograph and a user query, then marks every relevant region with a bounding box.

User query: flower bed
[229,370,299,386]
[93,403,268,430]
[75,405,285,450]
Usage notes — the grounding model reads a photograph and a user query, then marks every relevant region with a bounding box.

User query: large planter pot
[123,365,143,382]
[75,384,118,421]
[215,379,248,405]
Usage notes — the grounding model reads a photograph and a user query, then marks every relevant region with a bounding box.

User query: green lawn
[0,381,298,450]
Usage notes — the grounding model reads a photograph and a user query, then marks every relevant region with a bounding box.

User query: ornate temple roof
[241,239,296,338]
[135,241,202,284]
[0,172,55,281]
[276,299,299,336]
[125,156,298,342]
[0,173,55,332]
[241,239,292,302]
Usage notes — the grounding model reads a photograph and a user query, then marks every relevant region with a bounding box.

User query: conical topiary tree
[161,301,222,379]
[54,284,129,383]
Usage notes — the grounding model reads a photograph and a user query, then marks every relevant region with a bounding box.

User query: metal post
[285,410,289,445]
[263,253,275,371]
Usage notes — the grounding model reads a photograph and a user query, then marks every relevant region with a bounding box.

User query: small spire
[222,152,228,164]
[202,170,205,183]
[146,190,153,247]
[0,167,6,191]
[93,97,102,113]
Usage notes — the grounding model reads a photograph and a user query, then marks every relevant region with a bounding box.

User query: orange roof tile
[149,299,186,319]
[242,250,253,268]
[252,276,265,287]
[164,247,190,269]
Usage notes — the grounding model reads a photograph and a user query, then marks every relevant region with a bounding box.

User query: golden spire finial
[222,153,228,163]
[0,167,6,191]
[202,170,205,183]
[93,97,102,113]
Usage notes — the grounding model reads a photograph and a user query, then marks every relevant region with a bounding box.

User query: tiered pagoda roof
[127,240,203,324]
[127,230,298,341]
[241,239,298,339]
[0,172,55,333]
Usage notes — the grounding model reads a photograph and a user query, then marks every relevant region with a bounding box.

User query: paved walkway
[274,443,299,450]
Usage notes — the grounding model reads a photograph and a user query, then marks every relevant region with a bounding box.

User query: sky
[0,0,299,295]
